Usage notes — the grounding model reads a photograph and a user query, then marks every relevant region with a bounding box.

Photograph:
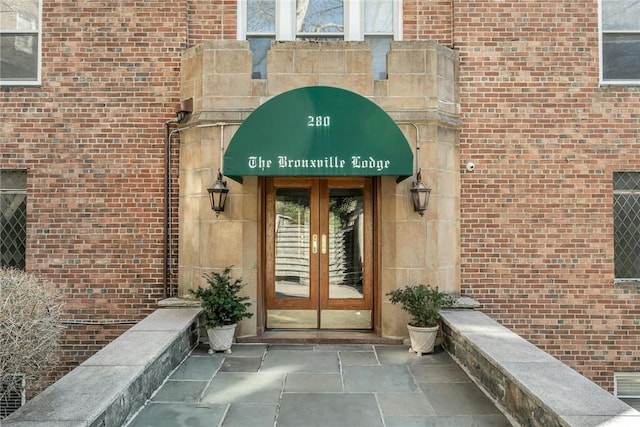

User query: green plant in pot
[387,284,455,355]
[190,266,253,354]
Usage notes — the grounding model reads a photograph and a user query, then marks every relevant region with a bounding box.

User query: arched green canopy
[224,86,413,183]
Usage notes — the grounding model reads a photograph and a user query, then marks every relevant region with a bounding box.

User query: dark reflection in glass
[0,35,38,80]
[328,188,364,299]
[274,188,310,298]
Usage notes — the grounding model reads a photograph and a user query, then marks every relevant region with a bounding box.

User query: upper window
[0,0,41,85]
[613,172,640,282]
[239,0,401,79]
[600,0,640,84]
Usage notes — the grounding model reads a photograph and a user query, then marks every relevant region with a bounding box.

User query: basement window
[614,372,640,411]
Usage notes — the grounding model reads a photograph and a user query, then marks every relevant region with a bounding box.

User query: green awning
[224,86,413,183]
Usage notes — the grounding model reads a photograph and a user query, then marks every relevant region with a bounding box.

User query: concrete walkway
[125,343,513,427]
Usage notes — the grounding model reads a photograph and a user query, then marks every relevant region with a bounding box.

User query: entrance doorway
[265,178,374,329]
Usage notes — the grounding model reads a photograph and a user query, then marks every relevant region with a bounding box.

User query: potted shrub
[190,266,253,354]
[387,284,455,355]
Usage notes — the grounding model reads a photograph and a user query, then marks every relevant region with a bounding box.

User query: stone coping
[4,308,202,427]
[441,310,640,427]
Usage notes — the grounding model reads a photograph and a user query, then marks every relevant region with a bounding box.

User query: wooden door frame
[256,176,380,334]
[319,178,373,311]
[264,178,320,311]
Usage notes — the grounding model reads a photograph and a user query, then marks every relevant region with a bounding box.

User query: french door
[265,178,374,329]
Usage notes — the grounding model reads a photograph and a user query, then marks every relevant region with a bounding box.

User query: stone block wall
[178,40,460,338]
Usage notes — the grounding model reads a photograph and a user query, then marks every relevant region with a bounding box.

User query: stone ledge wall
[4,308,201,427]
[441,310,640,427]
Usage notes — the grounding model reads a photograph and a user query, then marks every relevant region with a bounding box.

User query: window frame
[599,0,640,85]
[238,0,402,43]
[0,169,27,270]
[613,171,640,285]
[238,0,401,79]
[0,0,42,86]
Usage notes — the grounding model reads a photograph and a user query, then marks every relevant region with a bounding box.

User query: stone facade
[177,40,461,338]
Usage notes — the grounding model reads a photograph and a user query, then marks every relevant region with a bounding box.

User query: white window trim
[598,0,640,86]
[0,0,42,86]
[237,0,402,42]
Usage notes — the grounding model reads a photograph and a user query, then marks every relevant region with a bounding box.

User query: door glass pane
[328,188,364,299]
[274,188,311,298]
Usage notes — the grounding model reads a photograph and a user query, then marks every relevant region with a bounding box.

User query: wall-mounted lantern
[410,169,431,216]
[207,170,229,216]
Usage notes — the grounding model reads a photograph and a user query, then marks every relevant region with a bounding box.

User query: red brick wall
[404,0,453,45]
[187,0,237,46]
[1,1,186,379]
[450,0,640,390]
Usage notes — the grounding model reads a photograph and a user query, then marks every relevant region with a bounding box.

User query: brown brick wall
[1,1,186,381]
[404,0,453,45]
[452,0,640,390]
[187,0,237,46]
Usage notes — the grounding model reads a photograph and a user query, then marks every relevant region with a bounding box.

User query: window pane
[366,35,391,80]
[247,0,276,33]
[0,0,40,31]
[365,0,393,33]
[602,0,640,31]
[614,172,640,279]
[0,34,38,80]
[614,171,640,191]
[248,36,273,78]
[603,34,640,80]
[0,170,27,190]
[0,170,27,270]
[614,194,640,278]
[296,0,343,34]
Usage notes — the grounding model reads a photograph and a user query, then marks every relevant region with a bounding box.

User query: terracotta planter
[407,324,439,355]
[206,323,237,354]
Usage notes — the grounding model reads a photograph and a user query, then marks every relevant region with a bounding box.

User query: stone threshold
[236,330,402,345]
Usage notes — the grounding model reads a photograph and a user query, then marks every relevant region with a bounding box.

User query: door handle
[321,234,327,254]
[312,234,318,254]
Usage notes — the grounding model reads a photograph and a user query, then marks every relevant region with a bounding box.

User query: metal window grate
[613,172,640,279]
[0,170,27,270]
[615,373,640,398]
